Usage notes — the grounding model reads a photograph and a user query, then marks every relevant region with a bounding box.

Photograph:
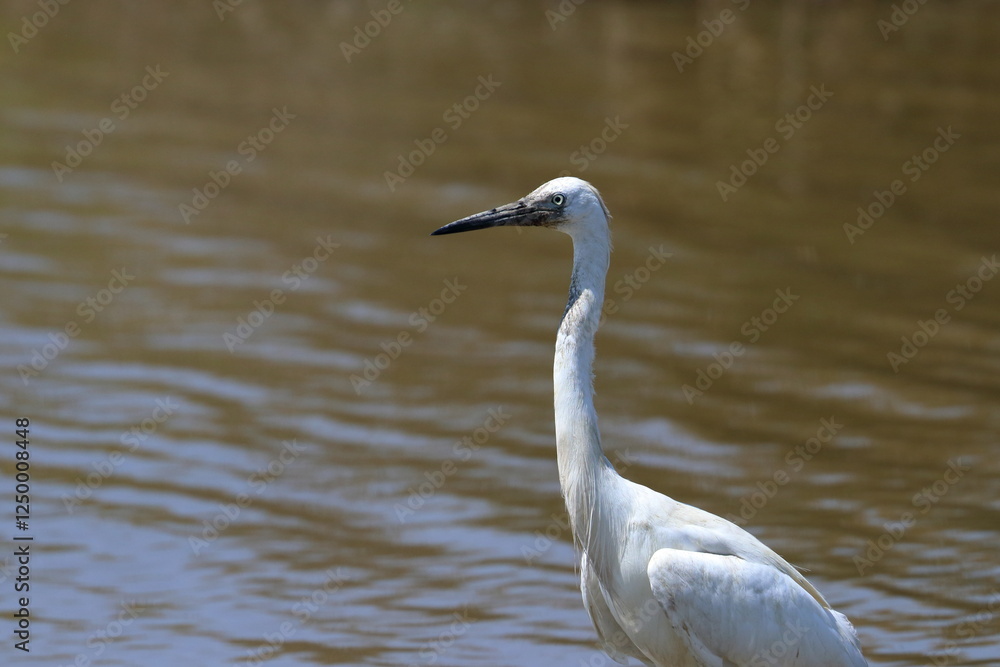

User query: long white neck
[553,217,618,560]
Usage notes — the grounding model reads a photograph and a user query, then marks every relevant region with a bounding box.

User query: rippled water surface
[2,2,999,665]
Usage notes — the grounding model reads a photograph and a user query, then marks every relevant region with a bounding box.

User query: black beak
[431,200,551,236]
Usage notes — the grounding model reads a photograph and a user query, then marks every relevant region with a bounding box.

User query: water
[2,2,998,665]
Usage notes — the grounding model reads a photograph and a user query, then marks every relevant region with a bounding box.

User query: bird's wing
[647,548,867,667]
[648,502,831,609]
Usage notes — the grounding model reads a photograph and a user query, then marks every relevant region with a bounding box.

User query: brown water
[2,2,998,665]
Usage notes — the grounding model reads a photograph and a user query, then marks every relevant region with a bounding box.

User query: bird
[431,177,867,667]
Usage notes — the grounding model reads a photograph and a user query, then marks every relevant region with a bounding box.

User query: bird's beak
[431,199,553,236]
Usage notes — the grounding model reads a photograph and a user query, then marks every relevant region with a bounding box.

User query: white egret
[432,177,867,667]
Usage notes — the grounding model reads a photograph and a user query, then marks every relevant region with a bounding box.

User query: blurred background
[1,1,998,665]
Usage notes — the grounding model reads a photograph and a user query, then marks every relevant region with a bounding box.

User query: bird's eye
[551,193,566,206]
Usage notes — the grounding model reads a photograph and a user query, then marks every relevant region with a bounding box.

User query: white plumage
[433,177,867,666]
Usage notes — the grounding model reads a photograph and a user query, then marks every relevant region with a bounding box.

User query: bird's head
[431,177,610,238]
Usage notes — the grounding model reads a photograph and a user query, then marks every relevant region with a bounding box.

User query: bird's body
[433,177,867,666]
